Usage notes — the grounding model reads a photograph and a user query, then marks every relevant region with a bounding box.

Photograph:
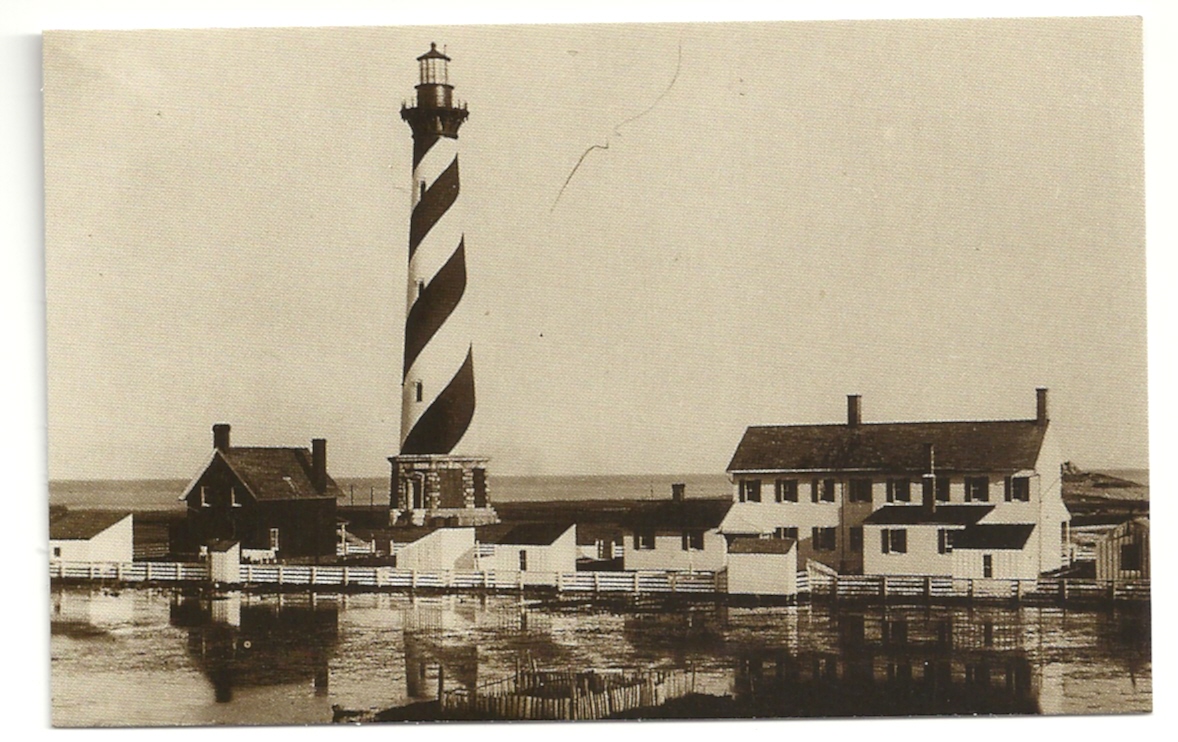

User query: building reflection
[170,592,338,703]
[728,609,1039,716]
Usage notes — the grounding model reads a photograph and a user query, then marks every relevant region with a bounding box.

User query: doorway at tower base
[388,454,500,527]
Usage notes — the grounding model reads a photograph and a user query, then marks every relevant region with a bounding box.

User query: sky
[41,16,1149,479]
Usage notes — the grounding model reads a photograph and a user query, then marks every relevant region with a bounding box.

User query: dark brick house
[175,424,339,559]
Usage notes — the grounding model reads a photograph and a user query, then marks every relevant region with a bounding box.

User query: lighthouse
[389,44,497,527]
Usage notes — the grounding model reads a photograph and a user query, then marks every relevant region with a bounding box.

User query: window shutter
[634,533,640,550]
[881,530,890,554]
[964,479,972,502]
[1004,476,1012,502]
[811,479,819,503]
[895,530,907,554]
[938,529,945,554]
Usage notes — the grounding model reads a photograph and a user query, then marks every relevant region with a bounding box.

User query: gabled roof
[49,510,130,540]
[477,522,573,546]
[210,447,341,501]
[623,499,732,531]
[862,504,994,526]
[952,523,1036,550]
[728,420,1048,474]
[207,539,239,553]
[728,536,795,555]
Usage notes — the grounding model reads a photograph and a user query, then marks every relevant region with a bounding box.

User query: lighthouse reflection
[170,593,338,703]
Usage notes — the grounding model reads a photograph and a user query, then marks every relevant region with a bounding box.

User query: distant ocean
[48,473,734,511]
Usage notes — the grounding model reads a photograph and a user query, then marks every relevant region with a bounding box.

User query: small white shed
[209,540,241,584]
[726,536,798,597]
[49,511,133,564]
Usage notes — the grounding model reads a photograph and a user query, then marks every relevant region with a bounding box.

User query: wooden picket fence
[50,561,720,595]
[804,572,1150,603]
[50,561,209,583]
[441,667,697,720]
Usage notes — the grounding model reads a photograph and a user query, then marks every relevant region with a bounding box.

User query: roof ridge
[747,418,1040,429]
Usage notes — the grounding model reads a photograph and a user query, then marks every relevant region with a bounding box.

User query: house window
[938,529,955,554]
[634,530,655,551]
[936,476,951,502]
[982,554,994,578]
[849,527,863,553]
[269,528,280,551]
[681,530,704,551]
[230,487,241,507]
[881,528,908,554]
[199,486,209,507]
[519,550,528,571]
[812,527,837,551]
[1120,542,1143,572]
[774,526,798,541]
[811,478,836,503]
[964,476,990,502]
[775,479,799,503]
[887,478,911,503]
[848,478,872,503]
[740,479,762,503]
[1004,476,1031,502]
[52,546,61,558]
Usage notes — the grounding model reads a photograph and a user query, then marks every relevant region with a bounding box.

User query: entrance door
[410,478,424,509]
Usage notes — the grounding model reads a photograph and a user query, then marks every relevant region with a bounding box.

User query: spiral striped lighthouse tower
[389,43,497,526]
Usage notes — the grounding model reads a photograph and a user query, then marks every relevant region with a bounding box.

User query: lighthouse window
[414,381,423,402]
[416,279,425,297]
[419,180,427,199]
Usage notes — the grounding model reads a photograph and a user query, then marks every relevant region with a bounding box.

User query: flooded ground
[50,586,1150,726]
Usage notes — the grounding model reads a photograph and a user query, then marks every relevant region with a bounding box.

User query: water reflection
[51,587,1150,725]
[169,593,338,703]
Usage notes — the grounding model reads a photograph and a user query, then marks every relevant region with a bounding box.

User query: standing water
[50,587,1150,726]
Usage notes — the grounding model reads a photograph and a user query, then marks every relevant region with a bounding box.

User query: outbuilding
[475,522,577,584]
[726,536,798,597]
[49,511,133,564]
[1095,517,1149,581]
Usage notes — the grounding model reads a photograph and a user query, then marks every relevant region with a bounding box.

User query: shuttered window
[881,528,907,554]
[887,478,911,503]
[938,529,955,554]
[848,478,872,503]
[775,479,799,502]
[965,476,990,502]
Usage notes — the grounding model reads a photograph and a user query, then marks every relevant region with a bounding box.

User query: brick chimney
[921,443,936,514]
[213,423,231,452]
[671,483,686,502]
[311,438,327,494]
[1036,387,1049,426]
[847,395,862,427]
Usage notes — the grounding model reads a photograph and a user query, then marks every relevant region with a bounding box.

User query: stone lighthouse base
[388,454,499,527]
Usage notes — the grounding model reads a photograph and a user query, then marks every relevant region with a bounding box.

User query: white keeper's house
[721,389,1070,580]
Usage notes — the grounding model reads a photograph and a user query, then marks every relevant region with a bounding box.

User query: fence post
[924,576,932,601]
[116,562,124,582]
[1015,579,1023,602]
[277,564,284,585]
[145,562,153,581]
[593,571,600,592]
[880,576,888,600]
[1059,579,1068,604]
[968,578,975,601]
[310,566,318,585]
[556,571,563,592]
[634,571,641,593]
[411,570,418,589]
[670,573,678,593]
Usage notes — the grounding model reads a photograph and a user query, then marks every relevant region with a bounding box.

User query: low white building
[621,496,731,573]
[726,536,798,597]
[49,511,133,564]
[393,526,477,572]
[475,522,577,585]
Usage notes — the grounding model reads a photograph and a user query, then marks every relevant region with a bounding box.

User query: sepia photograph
[32,6,1157,730]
